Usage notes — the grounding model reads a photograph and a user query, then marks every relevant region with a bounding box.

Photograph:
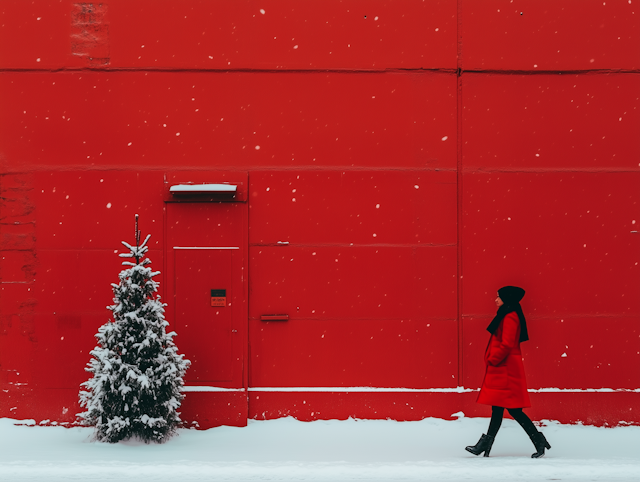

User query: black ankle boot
[465,433,495,457]
[529,431,551,458]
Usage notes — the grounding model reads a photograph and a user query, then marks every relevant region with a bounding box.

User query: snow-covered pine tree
[79,216,190,443]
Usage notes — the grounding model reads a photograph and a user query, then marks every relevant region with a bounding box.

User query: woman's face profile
[495,294,504,307]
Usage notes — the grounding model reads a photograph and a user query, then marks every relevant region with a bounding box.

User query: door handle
[260,314,289,322]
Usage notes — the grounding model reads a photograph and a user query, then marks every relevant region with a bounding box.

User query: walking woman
[465,286,551,458]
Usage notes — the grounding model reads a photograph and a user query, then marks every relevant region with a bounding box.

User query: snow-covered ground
[1,416,639,481]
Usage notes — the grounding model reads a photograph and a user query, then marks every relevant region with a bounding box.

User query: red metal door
[165,198,248,427]
[174,248,236,383]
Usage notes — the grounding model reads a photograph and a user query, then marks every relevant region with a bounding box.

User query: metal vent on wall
[170,183,238,194]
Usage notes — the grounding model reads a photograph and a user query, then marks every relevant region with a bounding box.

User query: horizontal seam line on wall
[1,68,638,75]
[4,166,638,174]
[28,248,163,252]
[251,318,457,322]
[461,69,640,75]
[25,246,456,250]
[463,314,639,319]
[0,166,460,173]
[249,243,456,248]
[9,311,110,315]
[462,168,639,173]
[0,68,458,74]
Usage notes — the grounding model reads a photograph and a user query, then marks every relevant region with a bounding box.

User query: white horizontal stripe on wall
[527,388,640,393]
[181,387,246,392]
[248,387,476,393]
[181,387,640,393]
[173,246,239,250]
[249,387,640,393]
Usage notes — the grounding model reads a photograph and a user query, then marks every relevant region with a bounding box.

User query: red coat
[476,311,531,409]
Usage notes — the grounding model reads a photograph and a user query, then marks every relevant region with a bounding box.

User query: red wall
[1,0,639,428]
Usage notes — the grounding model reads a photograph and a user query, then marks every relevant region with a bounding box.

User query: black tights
[487,406,538,438]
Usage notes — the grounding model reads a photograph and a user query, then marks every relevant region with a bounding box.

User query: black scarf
[486,286,529,343]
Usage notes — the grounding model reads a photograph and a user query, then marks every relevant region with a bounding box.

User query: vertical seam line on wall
[162,172,168,326]
[246,171,252,395]
[456,0,464,387]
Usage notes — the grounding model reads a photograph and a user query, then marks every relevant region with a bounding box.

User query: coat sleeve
[487,312,520,366]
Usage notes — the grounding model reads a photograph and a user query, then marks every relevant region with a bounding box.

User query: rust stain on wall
[0,224,36,251]
[0,173,35,222]
[0,172,37,254]
[71,3,110,67]
[0,173,37,405]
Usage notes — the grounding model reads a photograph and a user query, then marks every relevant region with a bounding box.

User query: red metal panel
[249,170,457,245]
[114,0,457,70]
[461,0,640,71]
[165,200,248,392]
[249,391,476,422]
[250,319,458,388]
[180,391,248,428]
[462,73,640,170]
[0,222,35,251]
[33,249,124,314]
[2,388,81,424]
[0,170,37,415]
[236,71,456,169]
[0,304,36,392]
[0,284,35,323]
[166,202,246,249]
[32,171,165,250]
[0,0,73,69]
[249,391,640,425]
[461,317,490,390]
[524,318,640,390]
[461,172,640,317]
[0,71,455,169]
[0,173,36,225]
[0,0,457,70]
[250,246,457,321]
[174,249,235,382]
[462,316,640,391]
[0,251,34,283]
[8,0,639,73]
[31,313,105,390]
[0,1,111,70]
[526,392,640,426]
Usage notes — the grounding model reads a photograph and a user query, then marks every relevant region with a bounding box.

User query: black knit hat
[498,286,525,304]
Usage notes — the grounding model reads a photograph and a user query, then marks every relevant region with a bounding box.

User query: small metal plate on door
[211,289,227,307]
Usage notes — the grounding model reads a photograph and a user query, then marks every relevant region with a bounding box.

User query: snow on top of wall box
[170,184,237,193]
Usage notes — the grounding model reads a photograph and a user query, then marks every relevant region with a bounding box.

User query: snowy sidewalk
[1,416,639,482]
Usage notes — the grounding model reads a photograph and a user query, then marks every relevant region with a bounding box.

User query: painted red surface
[461,0,640,71]
[0,1,638,429]
[249,319,458,388]
[166,201,248,390]
[462,73,640,170]
[0,0,458,70]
